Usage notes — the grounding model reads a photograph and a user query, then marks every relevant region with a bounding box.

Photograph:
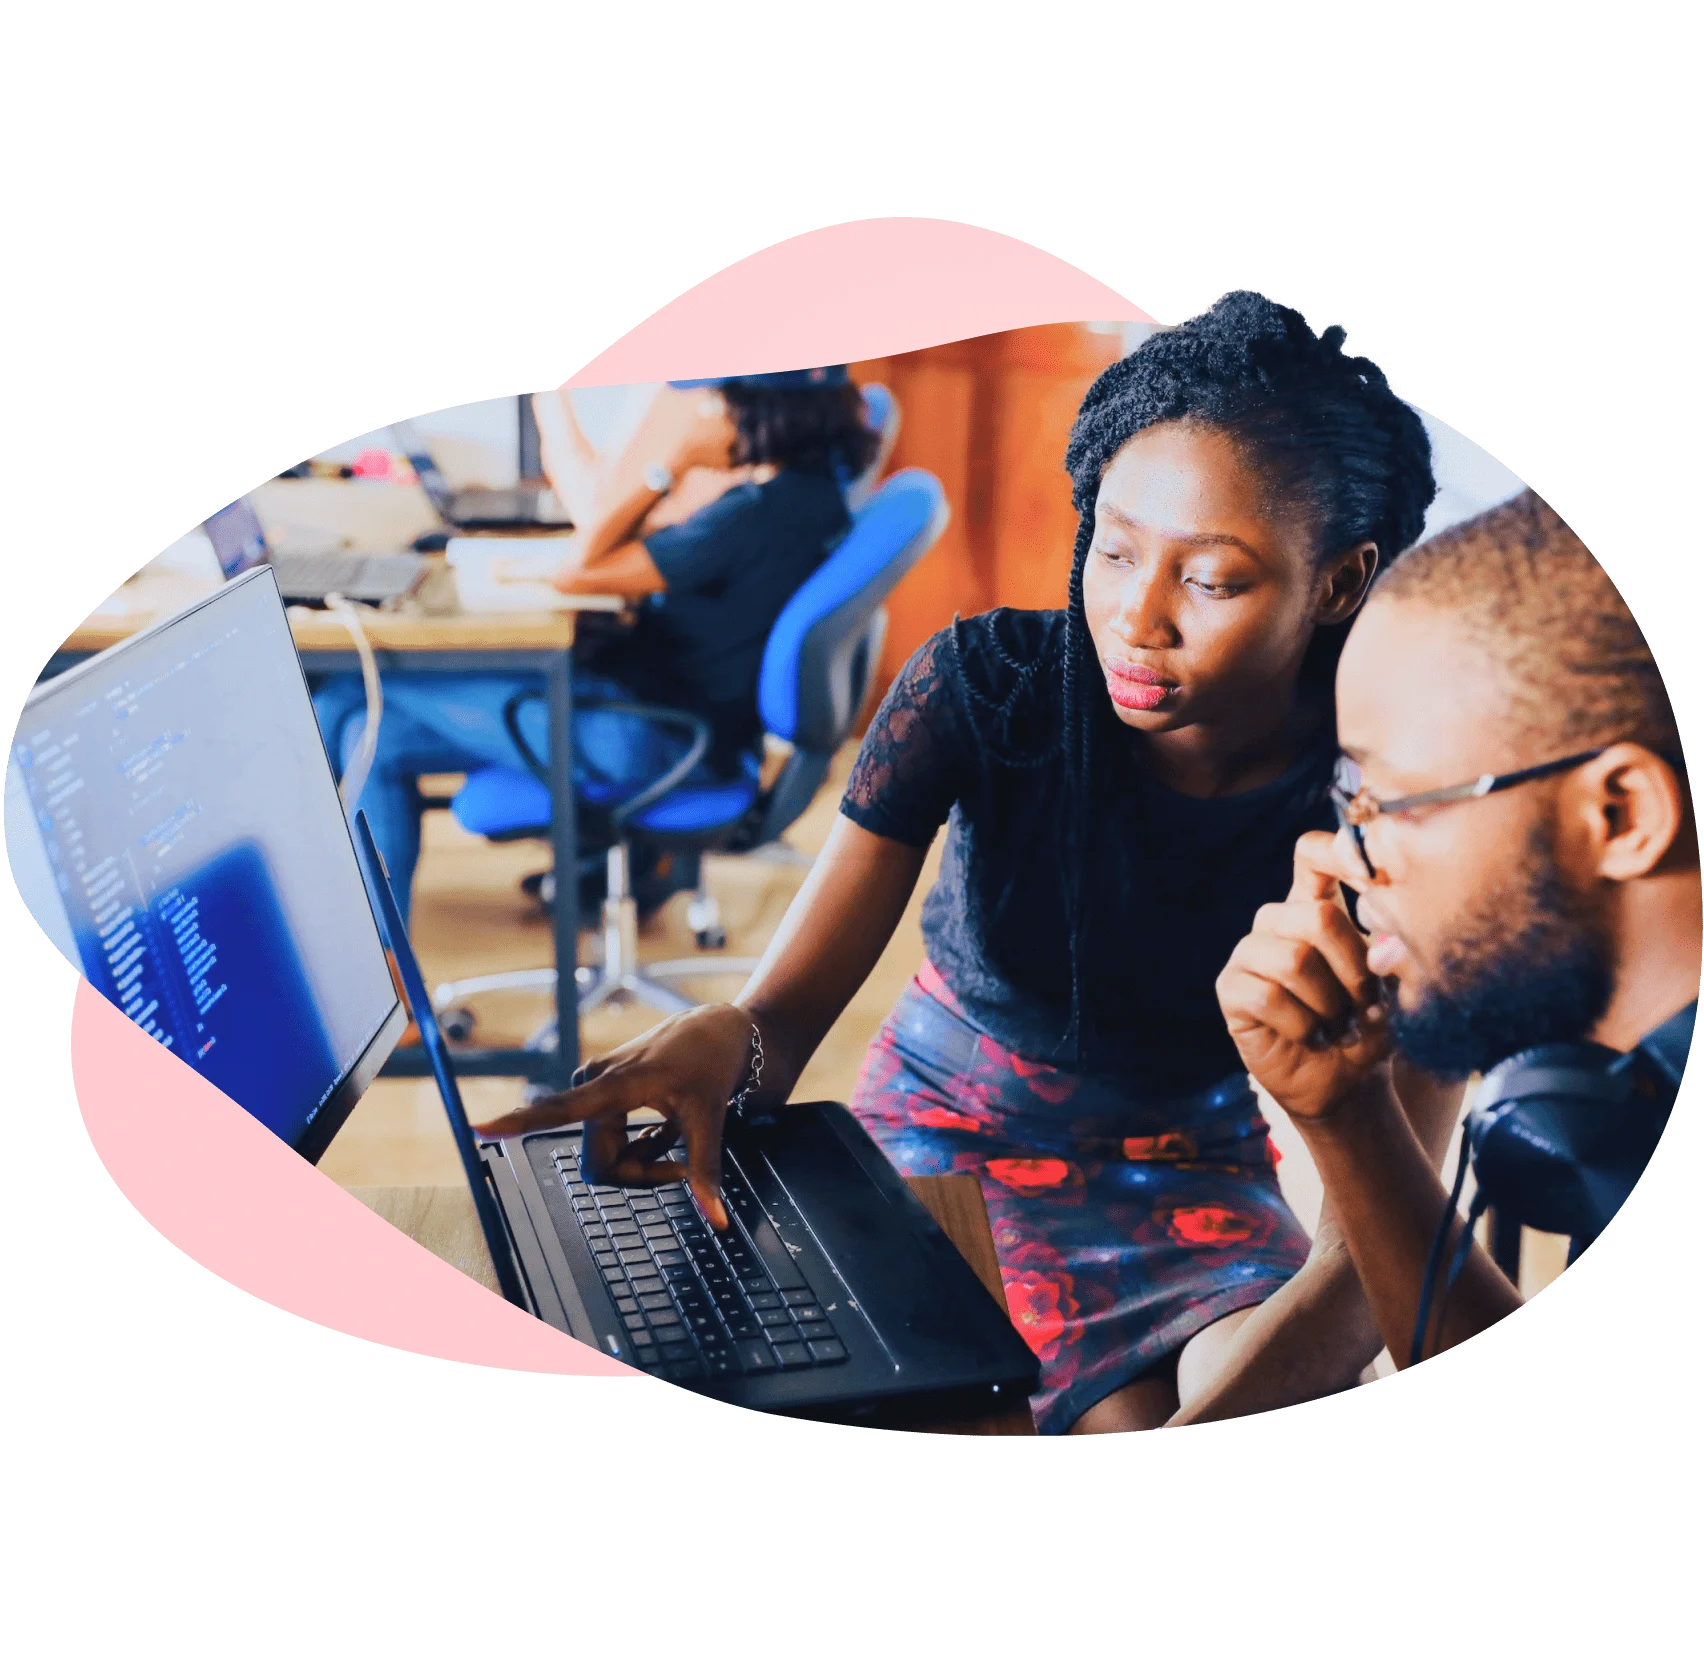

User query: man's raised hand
[1216,830,1392,1121]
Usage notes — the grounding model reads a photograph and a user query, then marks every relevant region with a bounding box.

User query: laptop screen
[201,497,269,579]
[6,568,401,1158]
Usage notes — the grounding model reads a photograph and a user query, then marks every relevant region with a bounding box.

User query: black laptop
[390,416,574,532]
[202,496,427,607]
[10,567,1037,1423]
[351,809,1039,1421]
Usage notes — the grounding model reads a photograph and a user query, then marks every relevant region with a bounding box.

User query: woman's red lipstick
[1104,660,1178,711]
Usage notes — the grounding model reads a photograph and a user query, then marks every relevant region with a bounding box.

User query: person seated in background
[314,368,878,923]
[1213,490,1697,1371]
[530,382,764,537]
[477,292,1464,1435]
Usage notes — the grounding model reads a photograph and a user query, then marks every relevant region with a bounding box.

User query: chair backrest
[757,468,948,757]
[844,383,901,511]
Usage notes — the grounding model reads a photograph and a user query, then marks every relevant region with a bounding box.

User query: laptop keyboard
[269,552,415,592]
[549,1141,849,1383]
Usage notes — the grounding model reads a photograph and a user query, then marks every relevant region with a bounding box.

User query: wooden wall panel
[851,323,1122,693]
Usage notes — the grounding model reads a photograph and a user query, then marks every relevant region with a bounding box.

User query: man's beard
[1387,824,1615,1081]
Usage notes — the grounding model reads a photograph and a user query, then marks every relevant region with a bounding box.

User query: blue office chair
[433,467,949,1041]
[846,383,899,510]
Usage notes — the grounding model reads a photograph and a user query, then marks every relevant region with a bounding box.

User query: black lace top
[840,608,1340,1095]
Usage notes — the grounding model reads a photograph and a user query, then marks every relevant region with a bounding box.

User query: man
[1213,489,1698,1367]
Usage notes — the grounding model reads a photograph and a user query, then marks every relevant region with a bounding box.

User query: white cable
[323,593,383,815]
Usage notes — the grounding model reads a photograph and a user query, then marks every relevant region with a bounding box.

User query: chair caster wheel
[521,870,556,912]
[695,926,727,951]
[440,1006,477,1044]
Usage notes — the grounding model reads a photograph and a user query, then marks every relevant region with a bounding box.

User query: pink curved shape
[62,216,1148,1370]
[73,981,624,1374]
[565,217,1151,386]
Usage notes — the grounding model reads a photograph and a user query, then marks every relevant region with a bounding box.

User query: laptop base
[486,1102,1041,1418]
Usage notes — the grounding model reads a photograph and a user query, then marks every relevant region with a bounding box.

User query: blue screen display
[8,570,398,1151]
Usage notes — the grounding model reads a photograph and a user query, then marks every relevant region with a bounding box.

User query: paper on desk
[444,535,624,613]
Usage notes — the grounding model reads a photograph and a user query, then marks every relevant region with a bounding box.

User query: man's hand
[473,1003,757,1229]
[1216,830,1392,1121]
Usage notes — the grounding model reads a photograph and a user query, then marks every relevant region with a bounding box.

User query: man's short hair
[1371,489,1680,758]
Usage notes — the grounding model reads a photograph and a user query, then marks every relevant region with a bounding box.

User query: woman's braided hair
[1056,290,1437,1062]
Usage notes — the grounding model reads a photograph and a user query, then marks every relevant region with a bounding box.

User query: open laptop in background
[202,496,427,607]
[390,416,574,532]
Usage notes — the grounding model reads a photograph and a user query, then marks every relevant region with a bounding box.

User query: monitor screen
[6,568,402,1158]
[201,497,268,580]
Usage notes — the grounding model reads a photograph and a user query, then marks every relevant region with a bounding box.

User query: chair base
[431,842,758,1051]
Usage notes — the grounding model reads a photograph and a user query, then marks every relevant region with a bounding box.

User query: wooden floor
[317,740,1568,1303]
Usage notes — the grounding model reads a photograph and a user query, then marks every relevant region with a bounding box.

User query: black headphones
[1408,1000,1692,1366]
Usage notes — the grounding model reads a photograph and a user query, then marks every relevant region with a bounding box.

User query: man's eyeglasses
[1328,748,1610,879]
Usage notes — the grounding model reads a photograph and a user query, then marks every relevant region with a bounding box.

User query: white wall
[312,384,663,488]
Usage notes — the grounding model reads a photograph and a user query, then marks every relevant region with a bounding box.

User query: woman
[478,293,1453,1433]
[314,369,878,922]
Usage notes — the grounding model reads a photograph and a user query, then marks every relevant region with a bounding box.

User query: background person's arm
[1167,1061,1463,1425]
[551,538,667,600]
[535,387,741,590]
[534,385,753,538]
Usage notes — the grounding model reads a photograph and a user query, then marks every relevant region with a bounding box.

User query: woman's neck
[1136,677,1322,798]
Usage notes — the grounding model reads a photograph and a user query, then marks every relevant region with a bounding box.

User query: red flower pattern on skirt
[1154,1193,1280,1250]
[985,1156,1074,1194]
[1000,1239,1081,1365]
[908,1104,988,1134]
[1001,1046,1081,1106]
[850,974,1312,1432]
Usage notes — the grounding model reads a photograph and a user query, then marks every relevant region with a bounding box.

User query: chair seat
[451,756,761,840]
[450,767,552,837]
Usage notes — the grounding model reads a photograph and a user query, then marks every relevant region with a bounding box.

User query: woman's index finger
[472,1070,640,1140]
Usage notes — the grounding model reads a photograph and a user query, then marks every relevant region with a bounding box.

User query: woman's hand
[1216,830,1391,1122]
[474,1003,756,1229]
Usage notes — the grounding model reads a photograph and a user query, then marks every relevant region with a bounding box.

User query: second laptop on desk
[203,496,428,606]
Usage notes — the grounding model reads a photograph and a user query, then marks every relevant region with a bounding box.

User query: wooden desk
[45,567,590,1087]
[349,1172,1038,1436]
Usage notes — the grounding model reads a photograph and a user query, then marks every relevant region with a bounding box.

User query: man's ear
[1316,541,1380,625]
[1576,744,1689,880]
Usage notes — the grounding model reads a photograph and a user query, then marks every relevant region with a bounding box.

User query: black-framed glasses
[1328,748,1610,879]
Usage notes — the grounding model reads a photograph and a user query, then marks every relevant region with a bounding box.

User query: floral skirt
[849,963,1313,1433]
